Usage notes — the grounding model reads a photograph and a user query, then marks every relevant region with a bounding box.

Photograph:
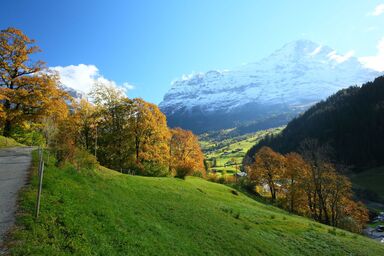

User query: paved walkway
[0,147,33,247]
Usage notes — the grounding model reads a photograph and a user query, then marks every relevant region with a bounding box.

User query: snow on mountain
[159,40,381,133]
[58,84,87,100]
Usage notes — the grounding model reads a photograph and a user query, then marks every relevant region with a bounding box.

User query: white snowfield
[160,40,381,115]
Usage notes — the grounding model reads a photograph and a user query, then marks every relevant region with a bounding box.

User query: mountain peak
[268,40,334,61]
[159,40,380,133]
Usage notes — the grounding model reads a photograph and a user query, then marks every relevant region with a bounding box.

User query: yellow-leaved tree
[0,27,69,137]
[169,127,205,178]
[129,98,170,175]
[282,152,309,213]
[249,146,285,201]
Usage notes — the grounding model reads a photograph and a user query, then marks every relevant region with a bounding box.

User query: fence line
[35,148,45,219]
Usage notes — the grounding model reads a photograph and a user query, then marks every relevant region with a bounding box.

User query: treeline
[245,76,384,170]
[245,142,368,233]
[0,27,205,178]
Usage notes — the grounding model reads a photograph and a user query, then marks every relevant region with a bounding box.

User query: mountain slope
[6,152,384,255]
[244,76,384,170]
[160,40,380,134]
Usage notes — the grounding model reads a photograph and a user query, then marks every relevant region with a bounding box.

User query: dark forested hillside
[244,76,384,171]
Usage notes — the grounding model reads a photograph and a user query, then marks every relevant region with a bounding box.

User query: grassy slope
[350,166,384,197]
[0,136,22,148]
[350,166,384,213]
[7,153,384,255]
[201,127,284,174]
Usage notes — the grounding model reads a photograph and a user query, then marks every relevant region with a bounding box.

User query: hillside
[5,151,384,255]
[244,76,384,204]
[245,76,384,169]
[160,40,380,134]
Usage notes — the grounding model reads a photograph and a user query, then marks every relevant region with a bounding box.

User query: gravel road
[0,147,33,248]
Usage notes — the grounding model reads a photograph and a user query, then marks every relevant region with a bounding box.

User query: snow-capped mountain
[159,40,381,134]
[59,84,87,100]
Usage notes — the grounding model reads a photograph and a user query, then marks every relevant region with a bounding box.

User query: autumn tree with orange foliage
[129,98,170,175]
[282,152,309,213]
[169,127,205,178]
[90,83,171,175]
[247,142,369,233]
[0,27,69,137]
[75,99,98,152]
[249,146,285,201]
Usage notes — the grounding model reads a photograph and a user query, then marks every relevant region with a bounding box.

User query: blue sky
[2,0,384,103]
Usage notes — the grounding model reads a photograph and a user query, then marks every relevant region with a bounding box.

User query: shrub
[207,173,218,182]
[217,175,226,184]
[175,166,193,179]
[224,175,236,184]
[11,124,45,146]
[73,148,98,171]
[142,162,170,177]
[192,170,205,178]
[337,217,361,234]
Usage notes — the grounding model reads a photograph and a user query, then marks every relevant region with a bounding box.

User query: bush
[142,162,170,177]
[73,148,98,171]
[175,166,193,179]
[217,176,226,184]
[192,170,204,178]
[11,124,45,146]
[224,175,236,184]
[338,217,361,234]
[207,173,218,182]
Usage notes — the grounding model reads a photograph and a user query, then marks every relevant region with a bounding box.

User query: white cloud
[370,4,384,16]
[359,37,384,72]
[50,64,134,94]
[123,82,135,90]
[327,50,355,63]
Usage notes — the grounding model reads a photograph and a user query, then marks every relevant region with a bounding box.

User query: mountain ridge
[160,40,381,134]
[244,75,384,170]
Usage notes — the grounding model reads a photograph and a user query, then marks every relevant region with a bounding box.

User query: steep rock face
[159,40,380,134]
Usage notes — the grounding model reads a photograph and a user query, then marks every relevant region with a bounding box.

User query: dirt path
[0,147,33,246]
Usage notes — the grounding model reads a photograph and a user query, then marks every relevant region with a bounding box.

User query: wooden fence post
[35,161,44,219]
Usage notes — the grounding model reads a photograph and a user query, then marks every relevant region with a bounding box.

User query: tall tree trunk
[290,178,294,212]
[3,120,11,137]
[269,182,276,201]
[135,136,140,164]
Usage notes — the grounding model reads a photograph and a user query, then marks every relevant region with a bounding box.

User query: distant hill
[160,40,380,134]
[7,155,384,255]
[244,76,384,171]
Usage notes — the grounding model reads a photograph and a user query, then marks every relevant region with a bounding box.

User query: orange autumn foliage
[170,127,205,177]
[247,145,369,233]
[0,27,69,136]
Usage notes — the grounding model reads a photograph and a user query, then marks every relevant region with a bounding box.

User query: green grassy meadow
[349,166,384,213]
[6,151,384,255]
[350,166,384,198]
[200,127,284,175]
